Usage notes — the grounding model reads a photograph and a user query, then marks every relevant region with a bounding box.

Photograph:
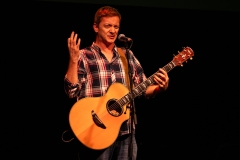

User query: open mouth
[108,35,116,39]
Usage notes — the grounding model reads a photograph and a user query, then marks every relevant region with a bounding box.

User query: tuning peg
[181,64,183,67]
[185,61,187,63]
[190,57,193,60]
[173,54,176,57]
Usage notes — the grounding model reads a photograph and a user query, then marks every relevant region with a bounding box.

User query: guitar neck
[117,61,176,106]
[132,61,175,98]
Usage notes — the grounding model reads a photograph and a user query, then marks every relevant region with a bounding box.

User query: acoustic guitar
[69,46,194,150]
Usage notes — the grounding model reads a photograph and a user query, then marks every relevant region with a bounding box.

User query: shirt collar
[91,42,120,58]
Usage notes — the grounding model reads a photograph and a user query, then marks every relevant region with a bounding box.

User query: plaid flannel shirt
[64,42,147,136]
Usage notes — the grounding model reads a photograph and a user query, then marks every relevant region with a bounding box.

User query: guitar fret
[164,65,170,72]
[162,66,167,72]
[142,83,147,88]
[117,94,131,107]
[139,84,145,91]
[122,95,129,104]
[133,90,138,97]
[117,99,123,106]
[122,97,127,103]
[125,95,130,102]
[147,79,153,85]
[163,62,176,72]
[127,93,133,103]
[149,76,155,83]
[132,92,137,98]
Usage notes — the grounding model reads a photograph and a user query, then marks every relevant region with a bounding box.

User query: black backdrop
[4,1,240,160]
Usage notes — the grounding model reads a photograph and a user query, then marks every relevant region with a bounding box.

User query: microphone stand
[123,40,137,160]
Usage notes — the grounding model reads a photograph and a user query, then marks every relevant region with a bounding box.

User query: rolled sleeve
[64,75,80,98]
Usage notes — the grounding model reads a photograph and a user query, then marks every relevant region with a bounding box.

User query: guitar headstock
[172,47,194,67]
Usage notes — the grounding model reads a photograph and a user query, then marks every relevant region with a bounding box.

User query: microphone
[118,34,132,42]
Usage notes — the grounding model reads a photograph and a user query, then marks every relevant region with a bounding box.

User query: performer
[64,6,169,160]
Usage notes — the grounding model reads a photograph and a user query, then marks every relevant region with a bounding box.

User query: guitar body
[69,82,130,150]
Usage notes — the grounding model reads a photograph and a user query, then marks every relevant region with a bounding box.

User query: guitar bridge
[91,110,106,129]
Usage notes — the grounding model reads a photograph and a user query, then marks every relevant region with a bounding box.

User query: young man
[64,6,169,160]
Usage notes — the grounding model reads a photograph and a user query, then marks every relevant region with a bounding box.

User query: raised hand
[68,31,81,63]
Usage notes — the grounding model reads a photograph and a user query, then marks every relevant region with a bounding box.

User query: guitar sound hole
[107,99,123,117]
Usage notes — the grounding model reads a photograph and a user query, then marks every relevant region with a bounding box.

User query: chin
[107,40,115,44]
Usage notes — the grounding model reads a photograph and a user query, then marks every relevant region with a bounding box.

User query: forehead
[100,16,120,25]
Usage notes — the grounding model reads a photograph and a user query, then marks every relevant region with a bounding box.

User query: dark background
[4,0,240,160]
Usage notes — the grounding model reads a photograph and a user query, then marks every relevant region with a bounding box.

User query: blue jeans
[77,134,137,160]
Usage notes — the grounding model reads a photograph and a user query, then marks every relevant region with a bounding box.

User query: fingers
[154,68,169,90]
[154,75,165,86]
[77,37,81,48]
[67,38,70,48]
[155,71,166,81]
[71,31,74,38]
[74,32,78,44]
[68,31,81,49]
[68,31,74,46]
[154,75,168,90]
[159,68,167,75]
[68,31,74,48]
[158,68,169,80]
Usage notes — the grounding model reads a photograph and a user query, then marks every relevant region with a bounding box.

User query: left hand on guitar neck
[153,68,169,92]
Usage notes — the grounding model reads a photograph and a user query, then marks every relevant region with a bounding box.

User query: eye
[104,24,112,28]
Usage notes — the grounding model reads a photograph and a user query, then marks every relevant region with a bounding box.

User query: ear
[93,23,98,33]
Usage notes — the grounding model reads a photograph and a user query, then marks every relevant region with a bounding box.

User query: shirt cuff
[64,75,79,88]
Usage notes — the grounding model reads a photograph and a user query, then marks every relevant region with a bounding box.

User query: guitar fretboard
[117,61,176,107]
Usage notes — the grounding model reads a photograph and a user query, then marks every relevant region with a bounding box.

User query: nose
[109,26,115,33]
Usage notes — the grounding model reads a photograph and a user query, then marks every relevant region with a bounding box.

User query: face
[93,16,120,45]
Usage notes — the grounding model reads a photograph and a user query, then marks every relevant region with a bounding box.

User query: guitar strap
[117,47,131,90]
[118,47,137,128]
